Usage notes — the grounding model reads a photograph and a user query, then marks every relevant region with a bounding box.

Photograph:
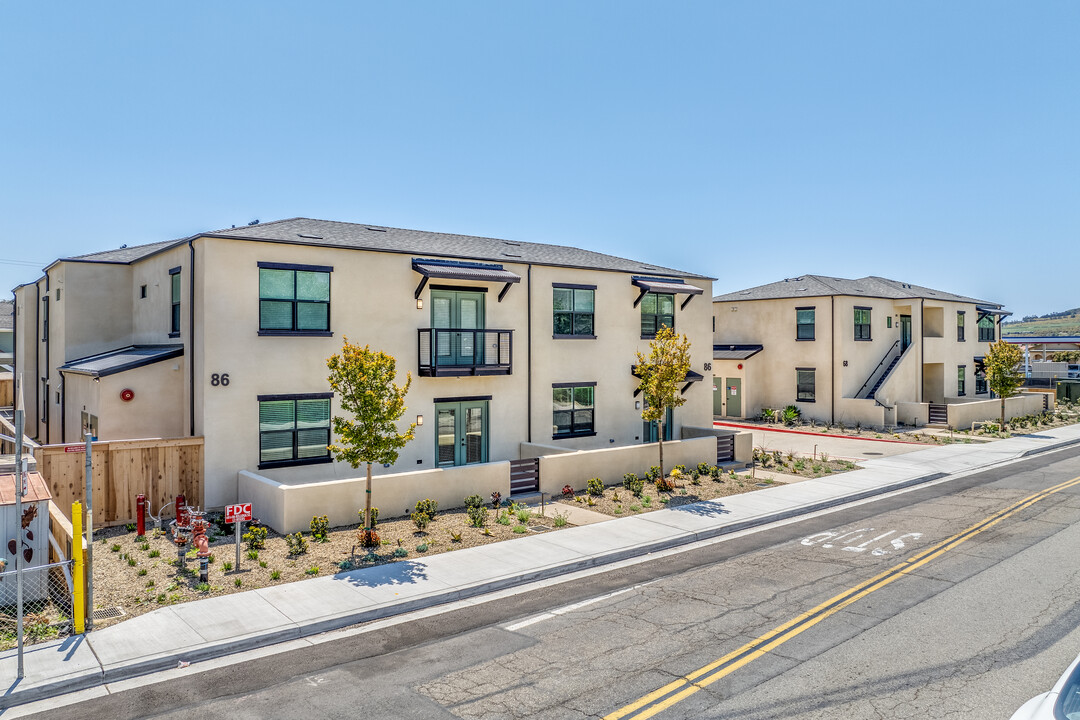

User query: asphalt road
[29,445,1080,720]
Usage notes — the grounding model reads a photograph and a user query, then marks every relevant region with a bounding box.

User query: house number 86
[211,373,230,387]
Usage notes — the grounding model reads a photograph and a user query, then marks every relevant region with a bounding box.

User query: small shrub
[259,560,268,568]
[415,498,439,521]
[285,532,308,556]
[139,542,150,551]
[587,496,596,507]
[125,523,137,532]
[512,525,527,534]
[646,466,662,482]
[393,547,408,558]
[587,478,605,497]
[659,496,669,504]
[630,504,641,512]
[497,511,512,526]
[309,515,330,542]
[137,568,148,576]
[697,462,712,476]
[234,577,243,588]
[819,451,830,463]
[623,472,639,490]
[356,506,380,528]
[145,579,155,588]
[562,484,574,498]
[223,561,233,571]
[654,476,675,492]
[242,525,268,550]
[196,583,210,592]
[463,494,485,509]
[359,528,380,548]
[416,543,429,553]
[673,464,687,476]
[411,510,431,532]
[337,560,354,571]
[156,593,167,604]
[450,531,462,543]
[467,505,489,528]
[614,507,623,514]
[516,507,531,523]
[552,511,569,528]
[642,495,652,507]
[305,566,320,576]
[629,476,645,497]
[127,557,137,567]
[482,527,493,536]
[247,550,259,561]
[110,544,121,553]
[149,549,161,558]
[490,491,502,509]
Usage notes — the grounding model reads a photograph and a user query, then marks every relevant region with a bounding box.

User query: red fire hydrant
[190,511,210,583]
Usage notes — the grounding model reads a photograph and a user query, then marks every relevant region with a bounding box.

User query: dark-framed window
[978,314,994,342]
[796,368,816,402]
[641,293,674,337]
[552,382,595,437]
[957,311,965,342]
[258,393,332,468]
[975,362,988,394]
[957,365,966,396]
[553,284,595,337]
[169,267,181,336]
[258,262,332,335]
[854,307,872,341]
[796,307,815,340]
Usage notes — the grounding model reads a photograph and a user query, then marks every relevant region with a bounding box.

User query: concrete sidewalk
[4,425,1080,710]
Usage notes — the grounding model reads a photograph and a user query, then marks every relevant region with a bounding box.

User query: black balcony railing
[418,328,513,377]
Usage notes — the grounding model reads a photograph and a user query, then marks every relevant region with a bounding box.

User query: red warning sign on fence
[225,502,252,523]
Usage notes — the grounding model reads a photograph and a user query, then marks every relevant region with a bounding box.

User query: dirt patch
[90,503,567,628]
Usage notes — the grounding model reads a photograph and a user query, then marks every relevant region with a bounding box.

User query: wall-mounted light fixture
[416,298,424,310]
[416,414,424,426]
[634,400,641,409]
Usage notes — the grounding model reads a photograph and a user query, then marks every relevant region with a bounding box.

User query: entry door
[643,406,674,443]
[435,401,488,467]
[431,290,484,366]
[725,378,742,417]
[900,315,912,353]
[712,381,723,415]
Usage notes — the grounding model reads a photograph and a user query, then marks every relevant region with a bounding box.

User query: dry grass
[90,503,566,627]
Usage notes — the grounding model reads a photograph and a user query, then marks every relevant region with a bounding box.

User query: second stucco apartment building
[711,275,1009,428]
[13,218,713,507]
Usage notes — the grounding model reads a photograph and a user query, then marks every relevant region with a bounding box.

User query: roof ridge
[205,217,304,235]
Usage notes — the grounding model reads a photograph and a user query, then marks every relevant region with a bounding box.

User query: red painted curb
[713,421,925,445]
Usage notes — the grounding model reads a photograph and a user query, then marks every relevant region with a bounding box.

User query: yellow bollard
[72,501,85,635]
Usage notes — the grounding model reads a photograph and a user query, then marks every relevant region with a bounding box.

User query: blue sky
[1,1,1076,318]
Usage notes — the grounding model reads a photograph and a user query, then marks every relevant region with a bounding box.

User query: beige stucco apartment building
[711,275,1010,428]
[12,218,714,507]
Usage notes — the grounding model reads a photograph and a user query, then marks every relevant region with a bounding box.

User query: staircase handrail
[856,340,901,399]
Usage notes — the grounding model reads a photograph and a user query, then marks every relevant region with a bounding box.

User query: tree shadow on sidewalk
[335,560,429,588]
[667,499,732,518]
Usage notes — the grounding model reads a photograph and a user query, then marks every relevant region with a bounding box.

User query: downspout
[188,239,196,437]
[34,283,39,437]
[526,264,532,444]
[44,274,50,445]
[830,295,835,425]
[919,298,924,403]
[60,373,65,443]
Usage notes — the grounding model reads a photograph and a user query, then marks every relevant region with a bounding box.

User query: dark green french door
[435,400,489,467]
[643,406,674,443]
[431,290,484,366]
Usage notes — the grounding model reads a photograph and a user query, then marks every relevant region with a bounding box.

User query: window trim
[552,382,597,439]
[553,283,597,339]
[169,266,181,338]
[854,306,872,341]
[796,367,816,403]
[257,392,334,469]
[796,306,816,341]
[258,263,332,336]
[640,292,675,339]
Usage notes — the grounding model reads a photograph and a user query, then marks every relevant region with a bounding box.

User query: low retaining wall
[947,394,1044,430]
[537,437,716,497]
[239,462,511,534]
[680,426,753,463]
[897,402,929,427]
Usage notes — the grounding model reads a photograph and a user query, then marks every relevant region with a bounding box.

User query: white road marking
[503,581,659,631]
[801,527,923,557]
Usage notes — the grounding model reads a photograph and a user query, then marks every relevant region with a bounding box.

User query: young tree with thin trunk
[327,339,415,547]
[984,339,1024,427]
[636,326,692,478]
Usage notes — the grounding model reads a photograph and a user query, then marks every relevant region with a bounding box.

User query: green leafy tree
[327,339,415,542]
[985,339,1024,426]
[1050,350,1080,363]
[636,326,692,478]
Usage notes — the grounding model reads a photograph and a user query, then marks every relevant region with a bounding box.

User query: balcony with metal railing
[418,328,513,377]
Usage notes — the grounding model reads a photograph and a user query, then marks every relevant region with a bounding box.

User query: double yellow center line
[605,473,1080,720]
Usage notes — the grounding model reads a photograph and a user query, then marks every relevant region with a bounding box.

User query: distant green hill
[1002,307,1080,336]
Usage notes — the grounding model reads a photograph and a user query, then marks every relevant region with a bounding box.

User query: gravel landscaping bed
[89,502,568,628]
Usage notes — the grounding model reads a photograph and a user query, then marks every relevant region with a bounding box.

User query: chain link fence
[0,560,76,650]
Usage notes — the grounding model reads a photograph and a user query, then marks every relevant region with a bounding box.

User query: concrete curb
[4,432,1080,710]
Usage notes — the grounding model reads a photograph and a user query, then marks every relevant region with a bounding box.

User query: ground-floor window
[957,365,966,396]
[80,411,98,441]
[552,383,596,438]
[258,393,332,468]
[796,368,816,402]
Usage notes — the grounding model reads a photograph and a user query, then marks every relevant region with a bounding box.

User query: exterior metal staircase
[868,355,901,398]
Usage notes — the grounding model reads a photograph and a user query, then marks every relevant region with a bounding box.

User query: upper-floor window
[258,263,332,335]
[640,293,674,337]
[553,285,595,338]
[552,383,595,437]
[978,315,995,342]
[796,307,815,341]
[258,393,332,468]
[169,267,181,336]
[957,311,965,342]
[796,368,816,402]
[854,307,872,341]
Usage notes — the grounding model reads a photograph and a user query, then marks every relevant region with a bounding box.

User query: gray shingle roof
[713,275,1001,307]
[63,239,183,264]
[0,300,12,331]
[206,218,711,279]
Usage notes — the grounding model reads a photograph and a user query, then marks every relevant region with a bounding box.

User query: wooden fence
[0,375,12,407]
[34,437,204,528]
